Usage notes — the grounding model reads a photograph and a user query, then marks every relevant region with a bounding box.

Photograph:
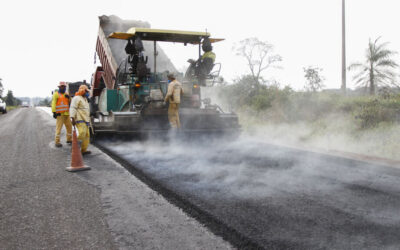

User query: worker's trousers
[76,122,90,153]
[55,115,72,143]
[168,103,181,129]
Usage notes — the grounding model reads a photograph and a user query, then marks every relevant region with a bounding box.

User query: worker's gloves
[65,94,70,99]
[53,112,58,119]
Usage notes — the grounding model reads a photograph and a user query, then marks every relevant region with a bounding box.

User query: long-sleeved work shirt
[51,91,70,115]
[164,80,183,104]
[70,95,90,123]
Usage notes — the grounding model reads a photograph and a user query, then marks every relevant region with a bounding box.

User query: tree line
[0,78,22,106]
[233,37,399,95]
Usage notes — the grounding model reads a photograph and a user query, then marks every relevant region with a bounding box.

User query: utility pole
[341,0,347,94]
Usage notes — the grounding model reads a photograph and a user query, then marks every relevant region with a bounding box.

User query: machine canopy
[108,28,224,44]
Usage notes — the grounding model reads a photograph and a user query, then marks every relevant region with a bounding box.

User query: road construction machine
[90,15,239,136]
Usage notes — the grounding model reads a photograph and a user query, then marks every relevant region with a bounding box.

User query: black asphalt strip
[93,141,266,250]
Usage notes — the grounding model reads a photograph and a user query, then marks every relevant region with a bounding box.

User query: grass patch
[6,106,18,112]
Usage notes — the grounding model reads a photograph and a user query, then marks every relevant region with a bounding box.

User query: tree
[348,37,398,95]
[4,90,21,106]
[0,78,3,98]
[5,90,16,106]
[234,37,282,87]
[303,66,325,92]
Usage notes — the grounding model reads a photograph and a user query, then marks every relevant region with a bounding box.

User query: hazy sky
[0,0,399,97]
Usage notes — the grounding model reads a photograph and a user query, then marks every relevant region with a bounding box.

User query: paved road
[98,137,400,249]
[0,108,116,249]
[0,108,232,249]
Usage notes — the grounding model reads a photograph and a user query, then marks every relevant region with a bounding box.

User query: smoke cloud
[98,131,400,226]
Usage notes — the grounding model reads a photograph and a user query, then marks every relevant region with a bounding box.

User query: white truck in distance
[0,99,6,114]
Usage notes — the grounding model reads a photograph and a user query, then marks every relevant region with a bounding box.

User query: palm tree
[348,37,398,95]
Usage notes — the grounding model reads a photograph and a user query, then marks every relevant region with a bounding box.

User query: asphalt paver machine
[90,16,239,136]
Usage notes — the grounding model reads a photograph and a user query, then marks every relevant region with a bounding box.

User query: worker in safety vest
[70,85,91,155]
[51,81,72,147]
[188,37,216,85]
[164,73,183,129]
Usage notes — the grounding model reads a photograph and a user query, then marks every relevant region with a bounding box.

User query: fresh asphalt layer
[96,135,400,249]
[0,108,232,250]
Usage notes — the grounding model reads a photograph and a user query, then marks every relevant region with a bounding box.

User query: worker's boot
[66,141,72,145]
[55,142,63,148]
[82,151,92,156]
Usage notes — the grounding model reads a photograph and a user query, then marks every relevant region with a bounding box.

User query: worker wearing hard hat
[188,37,216,85]
[51,82,72,147]
[198,37,216,74]
[70,85,91,155]
[164,73,183,129]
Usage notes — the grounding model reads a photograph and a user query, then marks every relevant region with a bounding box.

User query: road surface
[0,108,231,249]
[97,134,400,249]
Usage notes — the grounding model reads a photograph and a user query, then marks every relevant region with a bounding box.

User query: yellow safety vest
[201,51,216,63]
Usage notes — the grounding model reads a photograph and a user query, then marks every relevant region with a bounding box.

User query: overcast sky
[1,0,399,97]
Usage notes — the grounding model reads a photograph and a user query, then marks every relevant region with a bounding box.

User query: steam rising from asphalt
[202,85,400,161]
[108,136,297,198]
[101,134,400,225]
[108,135,390,189]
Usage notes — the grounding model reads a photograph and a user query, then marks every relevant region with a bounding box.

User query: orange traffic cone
[66,128,91,172]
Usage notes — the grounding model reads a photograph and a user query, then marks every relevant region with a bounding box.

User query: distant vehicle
[0,99,6,114]
[21,102,29,108]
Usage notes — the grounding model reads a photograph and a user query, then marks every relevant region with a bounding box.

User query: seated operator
[187,37,216,85]
[125,39,139,73]
[125,37,148,82]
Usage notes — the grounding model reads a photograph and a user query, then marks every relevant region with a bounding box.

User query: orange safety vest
[55,92,69,113]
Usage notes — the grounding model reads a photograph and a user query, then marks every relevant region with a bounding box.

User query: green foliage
[218,75,293,114]
[352,98,400,128]
[218,75,258,109]
[218,75,400,129]
[5,106,18,111]
[4,90,21,106]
